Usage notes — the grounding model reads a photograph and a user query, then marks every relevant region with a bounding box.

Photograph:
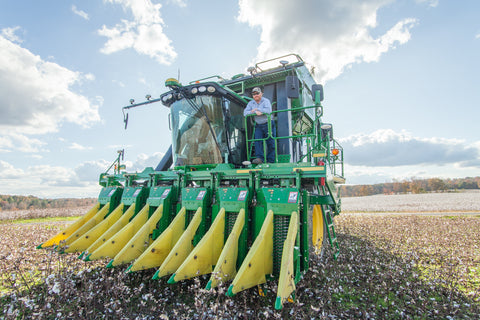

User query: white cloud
[476,33,480,40]
[0,35,101,138]
[125,152,165,172]
[98,0,177,64]
[415,0,439,7]
[0,133,47,153]
[74,160,110,183]
[113,79,126,87]
[166,0,187,7]
[0,160,108,198]
[0,154,166,198]
[340,129,480,167]
[237,0,417,82]
[84,73,95,81]
[72,5,90,20]
[345,163,479,185]
[0,160,24,179]
[69,142,93,151]
[1,26,23,43]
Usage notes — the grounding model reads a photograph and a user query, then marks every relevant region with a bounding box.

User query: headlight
[207,86,216,93]
[191,87,198,94]
[162,93,173,103]
[198,86,206,93]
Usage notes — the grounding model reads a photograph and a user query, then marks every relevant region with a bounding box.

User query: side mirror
[286,75,299,99]
[124,113,129,129]
[312,84,324,103]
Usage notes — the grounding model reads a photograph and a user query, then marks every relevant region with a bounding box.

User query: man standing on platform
[243,87,276,164]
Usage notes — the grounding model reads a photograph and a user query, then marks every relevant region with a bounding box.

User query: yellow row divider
[60,203,111,248]
[38,202,100,249]
[275,211,298,310]
[169,208,226,283]
[312,205,324,253]
[78,203,135,261]
[227,210,273,296]
[63,203,124,253]
[206,208,245,290]
[153,207,202,280]
[128,207,186,272]
[86,204,150,261]
[110,204,164,267]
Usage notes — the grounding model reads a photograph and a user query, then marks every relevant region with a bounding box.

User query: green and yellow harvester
[38,54,345,309]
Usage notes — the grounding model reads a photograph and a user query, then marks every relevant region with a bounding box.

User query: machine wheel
[311,204,328,259]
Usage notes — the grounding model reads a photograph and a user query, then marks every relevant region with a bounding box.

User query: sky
[0,0,479,198]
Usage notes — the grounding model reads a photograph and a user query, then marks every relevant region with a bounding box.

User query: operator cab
[160,82,248,167]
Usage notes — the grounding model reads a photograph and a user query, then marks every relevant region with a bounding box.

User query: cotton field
[342,190,480,213]
[1,193,479,319]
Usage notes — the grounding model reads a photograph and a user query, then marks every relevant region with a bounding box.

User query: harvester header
[38,53,345,310]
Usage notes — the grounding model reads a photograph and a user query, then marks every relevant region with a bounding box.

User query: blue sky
[0,0,479,198]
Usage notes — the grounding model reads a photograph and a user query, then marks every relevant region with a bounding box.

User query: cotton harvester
[38,54,345,309]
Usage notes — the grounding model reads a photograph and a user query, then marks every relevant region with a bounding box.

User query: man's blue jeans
[254,121,276,163]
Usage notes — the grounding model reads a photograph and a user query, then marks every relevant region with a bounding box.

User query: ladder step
[333,250,340,260]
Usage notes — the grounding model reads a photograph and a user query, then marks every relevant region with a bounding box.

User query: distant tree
[341,176,479,197]
[0,195,96,210]
[427,178,447,192]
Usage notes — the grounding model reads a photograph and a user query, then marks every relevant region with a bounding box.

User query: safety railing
[244,104,344,179]
[245,105,312,163]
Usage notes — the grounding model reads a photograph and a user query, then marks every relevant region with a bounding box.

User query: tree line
[0,195,96,211]
[2,176,479,209]
[341,176,480,197]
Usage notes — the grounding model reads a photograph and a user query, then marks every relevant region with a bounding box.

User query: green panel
[147,187,172,207]
[263,188,301,215]
[277,154,290,163]
[121,187,149,215]
[180,187,211,244]
[309,194,335,205]
[182,187,210,211]
[147,186,175,235]
[97,187,123,212]
[216,188,249,213]
[300,191,309,272]
[252,187,300,237]
[217,187,250,267]
[252,187,302,277]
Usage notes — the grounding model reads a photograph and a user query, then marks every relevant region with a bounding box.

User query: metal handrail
[244,105,344,179]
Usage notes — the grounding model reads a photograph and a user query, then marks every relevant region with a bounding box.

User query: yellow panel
[312,205,324,253]
[207,209,245,290]
[39,202,100,248]
[275,211,298,310]
[333,176,346,184]
[227,210,273,295]
[128,207,186,272]
[112,205,163,267]
[292,166,325,172]
[313,153,326,157]
[236,169,262,173]
[78,203,135,255]
[63,203,126,253]
[153,207,202,279]
[60,203,112,247]
[87,204,150,261]
[170,208,226,283]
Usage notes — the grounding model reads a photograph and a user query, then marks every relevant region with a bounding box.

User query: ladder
[323,206,340,260]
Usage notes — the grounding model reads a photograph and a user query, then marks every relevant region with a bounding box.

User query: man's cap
[252,87,262,94]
